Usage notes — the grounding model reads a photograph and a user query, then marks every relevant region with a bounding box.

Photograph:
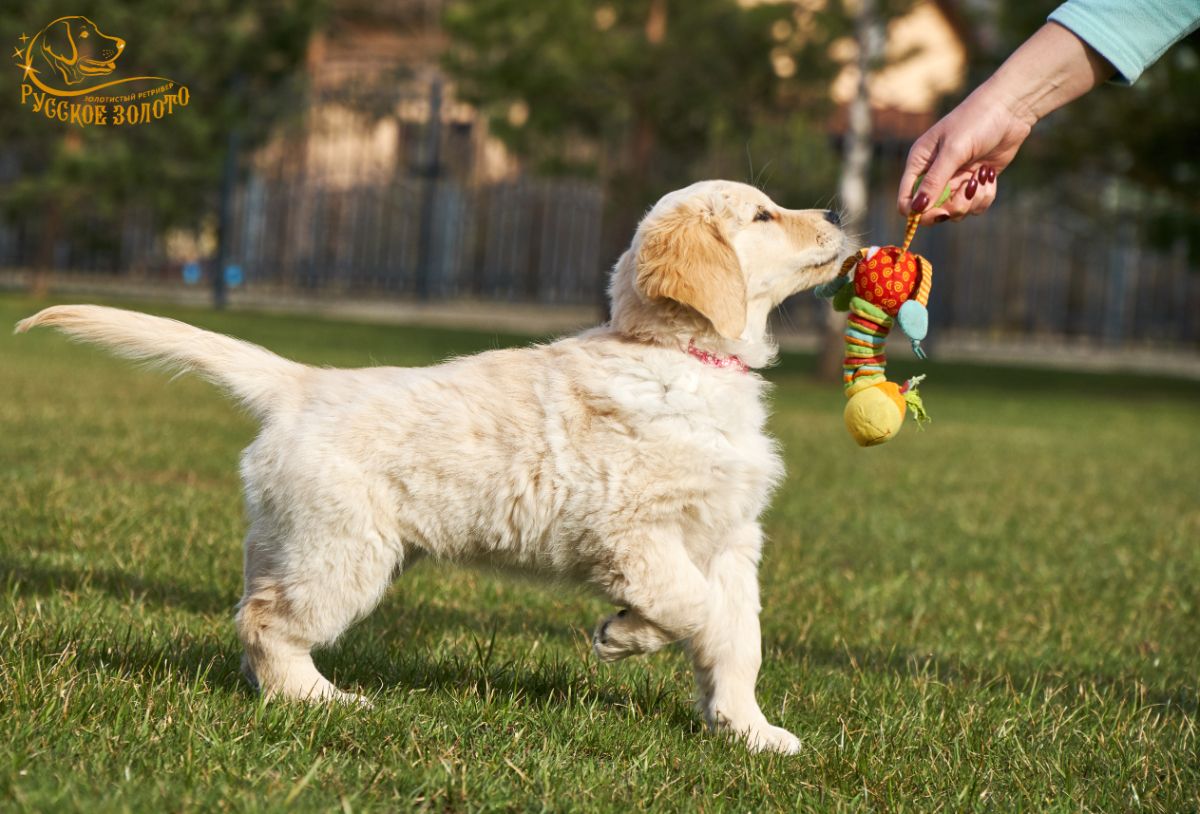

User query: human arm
[1050,0,1200,85]
[898,21,1114,224]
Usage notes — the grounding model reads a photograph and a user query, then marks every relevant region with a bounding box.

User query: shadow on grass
[3,555,578,642]
[323,631,697,727]
[1,556,236,616]
[12,611,696,732]
[4,554,696,724]
[323,603,702,728]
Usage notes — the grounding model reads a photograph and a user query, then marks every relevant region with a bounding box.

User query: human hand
[897,22,1114,225]
[897,82,1036,225]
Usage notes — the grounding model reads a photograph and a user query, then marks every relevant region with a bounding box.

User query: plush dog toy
[815,184,948,447]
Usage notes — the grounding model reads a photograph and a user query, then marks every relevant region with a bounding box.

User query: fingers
[966,171,998,217]
[897,131,939,216]
[905,136,970,221]
[922,167,980,224]
[924,165,1000,223]
[898,121,1007,224]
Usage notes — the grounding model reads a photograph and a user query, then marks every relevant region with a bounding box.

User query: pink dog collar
[687,340,749,374]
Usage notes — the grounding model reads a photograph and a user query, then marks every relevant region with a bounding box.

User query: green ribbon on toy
[912,173,954,208]
[902,375,931,427]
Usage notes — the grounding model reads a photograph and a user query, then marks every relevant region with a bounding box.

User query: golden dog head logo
[35,16,126,87]
[13,15,189,125]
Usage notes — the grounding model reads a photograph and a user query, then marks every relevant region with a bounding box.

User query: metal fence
[925,209,1195,347]
[228,176,606,304]
[870,195,1199,346]
[1,174,1197,347]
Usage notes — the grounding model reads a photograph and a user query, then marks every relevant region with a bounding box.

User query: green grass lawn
[1,293,1197,812]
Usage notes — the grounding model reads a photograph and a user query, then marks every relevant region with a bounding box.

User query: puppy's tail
[15,305,305,420]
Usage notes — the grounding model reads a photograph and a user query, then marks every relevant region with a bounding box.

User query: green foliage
[443,0,847,201]
[700,113,841,210]
[0,0,326,232]
[2,294,1198,811]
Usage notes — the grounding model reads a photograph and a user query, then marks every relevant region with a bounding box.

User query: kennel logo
[12,15,189,127]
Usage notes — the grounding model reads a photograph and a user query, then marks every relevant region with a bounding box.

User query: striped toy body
[816,216,935,447]
[843,296,892,395]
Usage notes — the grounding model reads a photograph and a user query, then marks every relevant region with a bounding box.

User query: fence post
[212,127,239,310]
[415,74,444,300]
[213,74,244,310]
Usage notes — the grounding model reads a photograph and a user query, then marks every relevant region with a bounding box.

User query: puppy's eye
[79,30,89,38]
[753,208,773,223]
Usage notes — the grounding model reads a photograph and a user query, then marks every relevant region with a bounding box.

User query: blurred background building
[0,0,1196,356]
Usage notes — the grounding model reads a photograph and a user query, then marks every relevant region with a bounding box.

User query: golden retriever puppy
[17,180,846,754]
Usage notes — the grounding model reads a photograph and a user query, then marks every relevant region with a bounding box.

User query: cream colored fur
[16,180,846,754]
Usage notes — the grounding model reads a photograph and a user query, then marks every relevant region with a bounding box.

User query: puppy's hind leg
[237,527,402,705]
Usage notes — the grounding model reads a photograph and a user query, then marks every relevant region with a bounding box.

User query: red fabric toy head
[852,247,921,317]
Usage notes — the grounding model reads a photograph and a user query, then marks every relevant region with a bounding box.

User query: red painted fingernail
[987,167,997,183]
[935,214,949,223]
[977,166,988,184]
[911,192,930,213]
[965,178,978,200]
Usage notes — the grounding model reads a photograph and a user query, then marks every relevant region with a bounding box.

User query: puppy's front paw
[592,610,635,662]
[739,722,801,755]
[708,708,801,755]
[331,690,374,708]
[592,609,668,663]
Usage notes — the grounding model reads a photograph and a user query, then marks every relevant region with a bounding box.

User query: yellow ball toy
[843,379,921,447]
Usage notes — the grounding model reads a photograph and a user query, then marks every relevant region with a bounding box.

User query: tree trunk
[816,0,885,381]
[630,0,667,180]
[645,0,667,45]
[31,202,60,299]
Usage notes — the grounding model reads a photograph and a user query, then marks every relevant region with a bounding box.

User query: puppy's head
[611,180,847,347]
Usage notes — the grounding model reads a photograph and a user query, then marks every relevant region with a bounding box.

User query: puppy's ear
[42,19,77,66]
[635,200,747,340]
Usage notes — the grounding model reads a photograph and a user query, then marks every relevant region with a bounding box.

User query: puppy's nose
[823,209,842,226]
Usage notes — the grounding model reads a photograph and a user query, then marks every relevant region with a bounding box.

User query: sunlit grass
[1,294,1197,812]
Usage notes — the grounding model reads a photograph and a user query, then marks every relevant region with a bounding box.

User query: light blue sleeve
[1048,0,1200,84]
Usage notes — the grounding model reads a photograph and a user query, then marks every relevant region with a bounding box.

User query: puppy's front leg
[592,528,708,662]
[688,524,800,755]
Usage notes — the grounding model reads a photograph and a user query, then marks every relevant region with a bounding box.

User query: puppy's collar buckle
[687,340,749,374]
